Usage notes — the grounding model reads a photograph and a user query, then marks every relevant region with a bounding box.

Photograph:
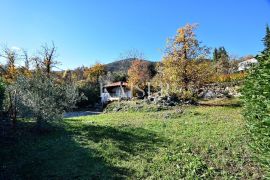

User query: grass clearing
[0,105,264,179]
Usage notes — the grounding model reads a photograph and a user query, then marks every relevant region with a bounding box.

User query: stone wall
[198,83,241,99]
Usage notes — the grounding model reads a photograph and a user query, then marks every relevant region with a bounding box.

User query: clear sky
[0,0,270,69]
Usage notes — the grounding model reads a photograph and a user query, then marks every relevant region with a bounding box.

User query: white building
[238,58,258,71]
[101,81,132,103]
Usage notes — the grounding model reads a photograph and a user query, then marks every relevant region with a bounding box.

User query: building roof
[104,81,128,88]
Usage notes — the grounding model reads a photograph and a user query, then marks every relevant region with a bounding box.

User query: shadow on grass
[0,119,163,179]
[68,122,163,156]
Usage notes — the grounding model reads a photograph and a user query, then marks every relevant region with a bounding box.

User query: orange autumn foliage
[128,60,151,88]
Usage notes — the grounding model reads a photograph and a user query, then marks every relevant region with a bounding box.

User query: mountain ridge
[105,58,157,73]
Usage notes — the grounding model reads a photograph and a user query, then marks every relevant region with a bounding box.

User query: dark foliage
[77,82,100,108]
[263,25,270,52]
[0,78,5,110]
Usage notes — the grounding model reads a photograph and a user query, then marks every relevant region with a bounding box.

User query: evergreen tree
[263,24,270,52]
[213,47,230,74]
[218,47,228,59]
[213,48,218,62]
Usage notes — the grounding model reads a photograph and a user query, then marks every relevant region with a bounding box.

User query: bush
[104,100,170,113]
[212,72,247,83]
[0,78,5,110]
[241,52,270,175]
[76,80,100,108]
[11,74,82,128]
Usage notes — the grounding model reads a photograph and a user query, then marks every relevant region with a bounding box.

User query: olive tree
[11,73,82,129]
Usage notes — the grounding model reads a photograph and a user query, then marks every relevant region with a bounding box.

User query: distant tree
[0,47,18,83]
[128,60,151,89]
[263,24,270,52]
[39,42,59,77]
[213,47,230,74]
[21,50,32,77]
[75,63,106,108]
[213,48,218,62]
[119,49,145,60]
[62,69,72,82]
[76,80,99,108]
[84,63,106,84]
[73,66,85,81]
[216,54,230,74]
[111,72,128,82]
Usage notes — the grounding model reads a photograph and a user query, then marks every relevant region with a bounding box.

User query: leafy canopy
[157,24,213,96]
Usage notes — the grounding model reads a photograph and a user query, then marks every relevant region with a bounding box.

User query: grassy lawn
[0,105,263,179]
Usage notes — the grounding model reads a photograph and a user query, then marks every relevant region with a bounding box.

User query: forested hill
[105,58,157,73]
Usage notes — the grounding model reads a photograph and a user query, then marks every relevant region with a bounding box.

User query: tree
[62,69,73,82]
[216,53,230,74]
[11,73,82,129]
[73,66,85,81]
[20,50,32,77]
[0,47,18,83]
[39,42,59,77]
[158,24,212,97]
[75,63,106,108]
[111,72,128,82]
[263,24,270,52]
[83,63,106,84]
[212,47,230,74]
[119,49,145,60]
[0,47,19,126]
[213,48,218,62]
[128,60,151,89]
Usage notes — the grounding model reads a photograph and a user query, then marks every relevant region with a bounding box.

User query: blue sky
[0,0,270,69]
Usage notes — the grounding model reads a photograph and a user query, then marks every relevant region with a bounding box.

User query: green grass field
[0,105,264,179]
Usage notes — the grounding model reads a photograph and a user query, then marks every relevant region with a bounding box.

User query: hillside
[105,58,157,73]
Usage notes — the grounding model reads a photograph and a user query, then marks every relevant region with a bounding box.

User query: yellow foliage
[212,72,247,83]
[156,24,212,96]
[128,60,151,89]
[84,63,106,83]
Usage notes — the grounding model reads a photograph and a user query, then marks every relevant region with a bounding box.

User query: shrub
[104,100,170,113]
[212,72,247,83]
[241,52,270,175]
[11,73,82,128]
[76,80,100,108]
